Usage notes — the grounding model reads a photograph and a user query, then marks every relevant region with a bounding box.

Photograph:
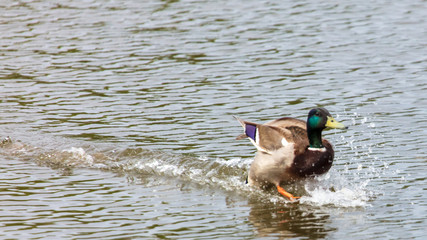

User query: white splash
[299,184,371,208]
[61,147,94,166]
[214,157,252,169]
[121,154,252,193]
[296,169,373,208]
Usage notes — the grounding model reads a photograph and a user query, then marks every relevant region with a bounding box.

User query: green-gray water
[1,0,426,239]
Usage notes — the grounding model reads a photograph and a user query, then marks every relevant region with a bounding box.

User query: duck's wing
[265,117,306,130]
[265,117,309,154]
[265,117,309,145]
[234,116,297,154]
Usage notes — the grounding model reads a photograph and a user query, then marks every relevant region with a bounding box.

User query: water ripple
[1,0,426,239]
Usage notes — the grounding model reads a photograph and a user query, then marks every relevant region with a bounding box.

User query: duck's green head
[307,107,346,131]
[307,107,346,148]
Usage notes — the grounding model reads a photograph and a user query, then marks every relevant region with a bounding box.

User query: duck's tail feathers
[233,116,246,128]
[236,134,247,140]
[234,116,291,155]
[233,116,257,141]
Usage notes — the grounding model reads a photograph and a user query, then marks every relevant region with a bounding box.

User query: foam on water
[112,150,376,208]
[117,152,253,193]
[61,147,94,166]
[298,172,372,208]
[1,112,380,208]
[1,141,375,208]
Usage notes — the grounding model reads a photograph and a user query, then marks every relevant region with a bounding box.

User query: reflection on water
[247,200,337,239]
[1,0,426,239]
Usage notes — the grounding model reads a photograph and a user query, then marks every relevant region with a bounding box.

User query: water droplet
[361,117,368,124]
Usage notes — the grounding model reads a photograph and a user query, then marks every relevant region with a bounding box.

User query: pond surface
[0,0,426,239]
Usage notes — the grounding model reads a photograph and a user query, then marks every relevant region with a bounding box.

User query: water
[1,0,426,239]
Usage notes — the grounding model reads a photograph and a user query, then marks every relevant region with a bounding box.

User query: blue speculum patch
[245,124,257,141]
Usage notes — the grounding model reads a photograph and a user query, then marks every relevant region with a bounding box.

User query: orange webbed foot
[277,185,300,202]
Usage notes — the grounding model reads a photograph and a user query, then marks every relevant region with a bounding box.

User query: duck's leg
[277,185,300,202]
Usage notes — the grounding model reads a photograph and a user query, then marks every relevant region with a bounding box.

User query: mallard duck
[235,107,346,201]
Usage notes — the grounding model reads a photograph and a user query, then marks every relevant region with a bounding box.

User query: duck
[234,107,346,201]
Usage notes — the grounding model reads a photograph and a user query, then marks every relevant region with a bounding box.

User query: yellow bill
[325,116,346,129]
